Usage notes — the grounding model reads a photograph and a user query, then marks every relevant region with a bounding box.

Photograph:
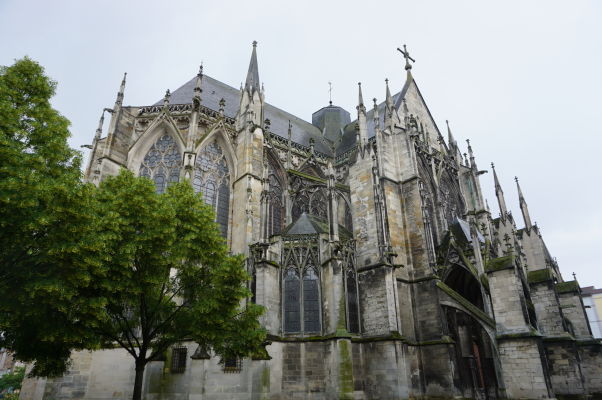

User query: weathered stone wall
[349,150,379,266]
[358,267,393,335]
[488,267,528,333]
[530,281,566,336]
[497,338,551,399]
[559,291,592,338]
[544,341,585,396]
[578,342,602,395]
[358,340,410,400]
[255,261,280,335]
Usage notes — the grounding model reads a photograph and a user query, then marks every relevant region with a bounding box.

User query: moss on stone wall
[338,340,354,400]
[260,366,270,400]
[527,268,553,284]
[556,280,579,294]
[485,255,514,273]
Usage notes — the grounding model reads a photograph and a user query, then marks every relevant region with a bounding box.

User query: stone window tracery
[342,241,360,333]
[282,243,321,334]
[290,175,328,221]
[267,163,284,236]
[139,134,182,193]
[193,142,230,237]
[419,180,437,267]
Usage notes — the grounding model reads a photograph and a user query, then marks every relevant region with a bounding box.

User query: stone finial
[163,89,171,107]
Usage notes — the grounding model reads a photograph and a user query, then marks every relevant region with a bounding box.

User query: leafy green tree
[0,58,265,400]
[0,366,25,393]
[0,57,101,376]
[92,171,265,400]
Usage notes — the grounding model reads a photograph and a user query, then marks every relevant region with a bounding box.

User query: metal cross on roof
[397,44,415,71]
[328,81,333,105]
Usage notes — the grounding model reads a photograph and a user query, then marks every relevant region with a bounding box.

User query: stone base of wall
[497,337,552,399]
[577,341,602,396]
[544,340,585,396]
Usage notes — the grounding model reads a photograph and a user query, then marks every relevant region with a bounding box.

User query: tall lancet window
[282,244,321,334]
[303,267,320,332]
[283,268,301,333]
[267,164,284,236]
[139,134,182,193]
[342,241,360,333]
[193,141,230,237]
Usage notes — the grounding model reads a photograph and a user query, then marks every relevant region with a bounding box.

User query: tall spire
[491,163,508,218]
[244,41,260,94]
[116,72,127,106]
[515,177,533,230]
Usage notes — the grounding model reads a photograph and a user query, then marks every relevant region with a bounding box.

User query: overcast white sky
[1,0,601,287]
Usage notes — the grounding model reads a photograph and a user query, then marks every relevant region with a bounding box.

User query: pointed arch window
[267,164,284,236]
[282,244,322,334]
[342,241,360,333]
[193,142,230,237]
[284,268,301,333]
[303,267,320,332]
[139,134,182,193]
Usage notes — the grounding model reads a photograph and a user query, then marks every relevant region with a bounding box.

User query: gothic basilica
[21,43,602,400]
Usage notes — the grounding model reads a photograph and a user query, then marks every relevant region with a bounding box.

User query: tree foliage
[0,58,265,400]
[0,366,25,393]
[0,57,97,376]
[92,171,265,400]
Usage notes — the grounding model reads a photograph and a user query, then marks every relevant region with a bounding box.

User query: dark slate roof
[282,212,352,239]
[153,75,333,154]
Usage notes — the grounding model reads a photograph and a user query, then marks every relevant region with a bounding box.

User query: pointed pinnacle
[120,72,127,91]
[245,41,260,93]
[446,120,456,145]
[358,82,364,106]
[385,78,393,107]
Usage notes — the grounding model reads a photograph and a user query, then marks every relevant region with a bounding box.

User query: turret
[515,177,533,231]
[491,163,508,218]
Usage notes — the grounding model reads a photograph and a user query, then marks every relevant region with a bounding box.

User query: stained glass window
[303,267,320,332]
[193,142,230,237]
[282,244,322,334]
[284,268,301,333]
[139,134,182,193]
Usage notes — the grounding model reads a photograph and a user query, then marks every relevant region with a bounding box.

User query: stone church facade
[20,43,602,400]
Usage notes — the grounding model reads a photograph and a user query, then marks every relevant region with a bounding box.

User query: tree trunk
[132,358,146,400]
